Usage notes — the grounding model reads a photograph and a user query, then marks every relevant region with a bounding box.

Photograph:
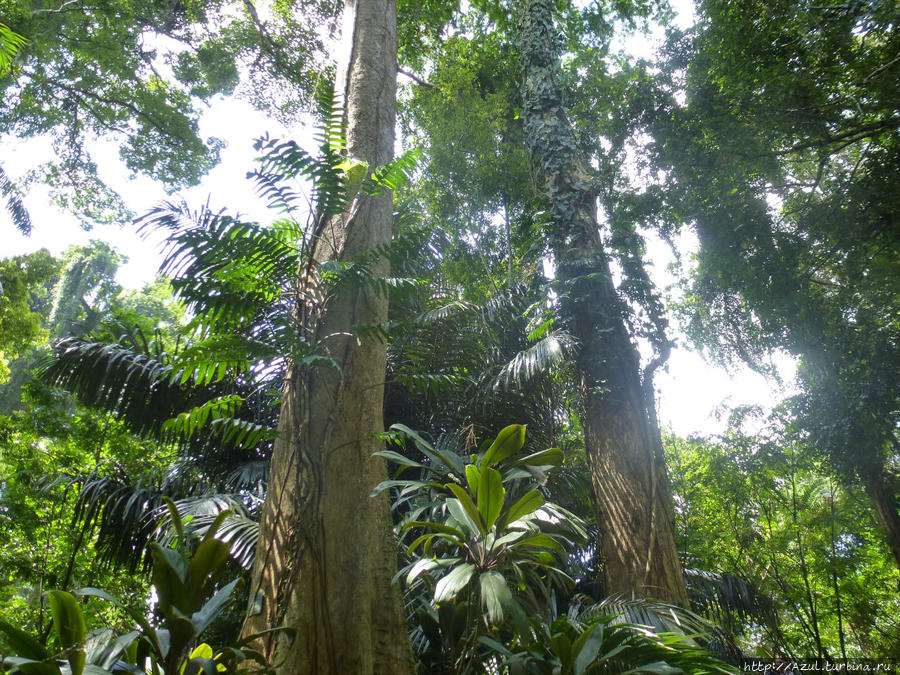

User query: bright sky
[0,2,795,439]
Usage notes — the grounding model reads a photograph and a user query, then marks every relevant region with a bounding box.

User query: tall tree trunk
[861,470,900,571]
[518,0,689,606]
[241,1,413,673]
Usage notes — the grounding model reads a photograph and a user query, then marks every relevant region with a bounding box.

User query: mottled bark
[518,0,689,606]
[241,1,414,673]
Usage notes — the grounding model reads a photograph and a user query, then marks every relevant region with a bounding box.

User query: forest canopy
[0,0,898,672]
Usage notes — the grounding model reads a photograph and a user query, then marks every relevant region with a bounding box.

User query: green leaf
[370,479,427,497]
[373,450,427,472]
[492,529,528,549]
[400,520,465,539]
[514,533,565,553]
[191,578,240,636]
[201,509,233,543]
[512,447,563,468]
[149,544,189,613]
[573,623,606,675]
[0,621,51,661]
[75,588,160,655]
[390,423,463,474]
[446,487,484,535]
[479,571,512,625]
[481,425,526,468]
[500,490,545,528]
[434,563,476,604]
[47,591,87,675]
[464,464,480,495]
[161,496,185,545]
[1,658,60,675]
[476,467,505,531]
[186,538,230,610]
[406,558,440,586]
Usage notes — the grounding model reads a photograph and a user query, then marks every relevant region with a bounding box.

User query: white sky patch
[3,96,292,287]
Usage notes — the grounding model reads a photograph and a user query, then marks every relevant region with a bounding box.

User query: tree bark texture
[518,0,689,606]
[862,471,900,571]
[241,1,414,673]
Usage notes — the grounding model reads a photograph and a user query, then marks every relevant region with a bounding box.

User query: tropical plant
[378,423,735,674]
[488,609,736,675]
[0,504,275,675]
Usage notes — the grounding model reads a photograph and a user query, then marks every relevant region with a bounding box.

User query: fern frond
[494,331,574,390]
[391,372,468,398]
[363,147,422,195]
[684,568,777,632]
[312,78,346,154]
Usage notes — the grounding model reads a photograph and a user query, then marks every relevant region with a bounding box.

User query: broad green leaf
[479,570,512,625]
[492,529,528,549]
[373,450,427,472]
[434,563,476,603]
[391,424,463,474]
[400,520,465,539]
[0,620,51,661]
[1,658,60,675]
[513,533,565,553]
[188,643,214,660]
[573,623,606,675]
[446,487,484,535]
[75,588,160,655]
[464,464,480,495]
[476,467,505,530]
[149,544,188,613]
[511,447,563,468]
[500,490,545,528]
[406,558,440,586]
[48,591,86,675]
[185,539,230,610]
[481,424,526,468]
[191,578,240,636]
[201,510,233,543]
[370,479,426,497]
[161,496,185,545]
[550,632,573,669]
[96,631,140,670]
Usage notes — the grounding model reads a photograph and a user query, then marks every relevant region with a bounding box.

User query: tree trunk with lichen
[518,0,689,606]
[240,1,414,672]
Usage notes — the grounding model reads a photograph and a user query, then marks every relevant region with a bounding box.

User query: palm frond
[137,200,299,333]
[71,475,167,570]
[43,338,187,438]
[684,567,777,634]
[43,336,279,462]
[1,163,32,235]
[251,134,346,217]
[153,494,260,568]
[0,23,27,77]
[572,593,743,664]
[494,330,573,390]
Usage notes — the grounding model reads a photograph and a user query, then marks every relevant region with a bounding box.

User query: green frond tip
[363,147,422,196]
[0,163,32,235]
[0,23,27,77]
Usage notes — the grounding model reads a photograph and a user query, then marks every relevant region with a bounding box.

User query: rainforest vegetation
[0,0,898,672]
